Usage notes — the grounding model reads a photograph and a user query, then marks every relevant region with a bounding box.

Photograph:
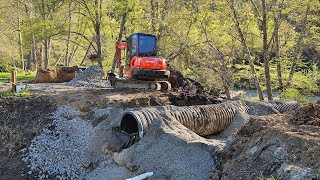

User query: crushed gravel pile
[22,106,94,179]
[289,103,320,126]
[67,65,109,88]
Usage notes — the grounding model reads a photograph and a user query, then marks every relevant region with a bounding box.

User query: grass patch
[0,125,22,147]
[0,89,33,97]
[0,71,36,83]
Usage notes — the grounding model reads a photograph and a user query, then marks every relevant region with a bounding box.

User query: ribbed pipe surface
[120,101,249,138]
[267,100,299,113]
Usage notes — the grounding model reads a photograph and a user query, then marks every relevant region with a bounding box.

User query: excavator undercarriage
[108,73,171,91]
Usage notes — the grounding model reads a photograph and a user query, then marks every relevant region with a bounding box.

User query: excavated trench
[115,100,299,149]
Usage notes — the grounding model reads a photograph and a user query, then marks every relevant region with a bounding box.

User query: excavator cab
[127,33,157,60]
[114,33,170,80]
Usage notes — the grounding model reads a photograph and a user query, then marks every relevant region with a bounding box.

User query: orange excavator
[108,33,171,91]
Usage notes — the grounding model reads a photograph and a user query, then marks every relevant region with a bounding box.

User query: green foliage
[231,62,320,97]
[291,72,319,95]
[0,64,13,73]
[280,88,308,104]
[0,71,36,83]
[0,88,33,97]
[259,175,277,180]
[0,0,319,98]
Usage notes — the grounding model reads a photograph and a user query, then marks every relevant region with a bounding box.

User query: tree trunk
[262,0,273,100]
[111,12,128,73]
[44,38,50,69]
[38,45,43,69]
[274,17,283,90]
[287,5,310,87]
[150,0,156,34]
[68,45,79,65]
[230,0,264,100]
[94,0,103,68]
[27,36,36,70]
[80,40,93,66]
[65,1,72,66]
[95,25,103,68]
[17,0,24,71]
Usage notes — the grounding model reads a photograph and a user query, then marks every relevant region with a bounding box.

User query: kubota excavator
[108,33,171,91]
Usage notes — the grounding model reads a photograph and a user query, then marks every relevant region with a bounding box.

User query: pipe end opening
[120,113,139,134]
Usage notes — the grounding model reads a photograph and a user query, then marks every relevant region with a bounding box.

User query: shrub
[280,88,308,104]
[0,64,11,72]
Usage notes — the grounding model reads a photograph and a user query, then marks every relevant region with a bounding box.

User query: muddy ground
[0,83,319,179]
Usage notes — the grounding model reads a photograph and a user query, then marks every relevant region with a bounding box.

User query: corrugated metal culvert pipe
[117,101,249,147]
[115,100,298,149]
[267,100,299,113]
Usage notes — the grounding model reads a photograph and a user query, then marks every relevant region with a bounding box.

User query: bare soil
[210,104,320,179]
[1,83,320,180]
[0,96,56,180]
[289,103,320,126]
[0,84,222,179]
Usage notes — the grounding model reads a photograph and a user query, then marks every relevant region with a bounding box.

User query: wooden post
[11,70,17,92]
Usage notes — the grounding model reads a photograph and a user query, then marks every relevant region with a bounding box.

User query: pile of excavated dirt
[168,67,205,94]
[167,93,223,106]
[289,103,320,126]
[67,65,109,87]
[210,105,320,179]
[0,96,56,179]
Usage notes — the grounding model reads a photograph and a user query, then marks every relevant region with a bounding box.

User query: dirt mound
[289,103,320,126]
[0,96,56,179]
[210,114,320,179]
[167,93,223,106]
[168,67,205,94]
